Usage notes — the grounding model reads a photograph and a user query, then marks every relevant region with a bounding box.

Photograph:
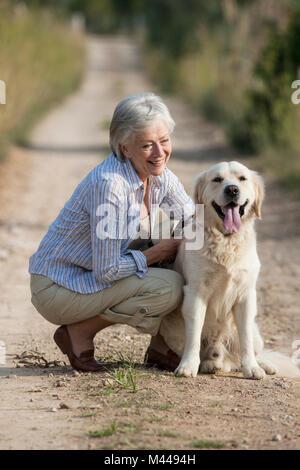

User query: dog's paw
[175,360,199,378]
[258,359,277,375]
[243,364,266,380]
[199,360,217,374]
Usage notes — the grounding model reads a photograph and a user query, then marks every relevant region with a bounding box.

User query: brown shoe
[53,325,111,372]
[144,346,180,372]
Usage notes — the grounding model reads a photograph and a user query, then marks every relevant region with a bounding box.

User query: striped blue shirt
[29,153,194,293]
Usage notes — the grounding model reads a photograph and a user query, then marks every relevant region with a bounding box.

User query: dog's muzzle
[224,184,240,199]
[212,200,248,233]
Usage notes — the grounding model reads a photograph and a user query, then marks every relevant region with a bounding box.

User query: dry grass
[0,3,85,160]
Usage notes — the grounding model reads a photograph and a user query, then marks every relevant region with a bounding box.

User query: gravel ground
[0,35,299,450]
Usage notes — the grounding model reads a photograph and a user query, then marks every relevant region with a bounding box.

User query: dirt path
[0,35,299,451]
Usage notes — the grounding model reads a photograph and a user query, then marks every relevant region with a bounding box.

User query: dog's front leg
[234,289,265,380]
[175,285,207,377]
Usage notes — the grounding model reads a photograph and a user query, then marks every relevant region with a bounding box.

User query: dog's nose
[224,185,240,197]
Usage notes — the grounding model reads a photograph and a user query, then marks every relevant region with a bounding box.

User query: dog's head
[193,161,264,234]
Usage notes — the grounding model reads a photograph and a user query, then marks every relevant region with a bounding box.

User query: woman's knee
[164,270,184,310]
[147,268,184,311]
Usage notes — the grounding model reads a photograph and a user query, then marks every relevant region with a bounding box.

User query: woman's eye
[143,144,152,149]
[212,177,223,183]
[239,176,247,181]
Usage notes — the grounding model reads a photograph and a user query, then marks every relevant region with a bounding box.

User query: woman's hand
[143,238,181,266]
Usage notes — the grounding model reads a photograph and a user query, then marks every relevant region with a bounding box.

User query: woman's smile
[120,120,172,183]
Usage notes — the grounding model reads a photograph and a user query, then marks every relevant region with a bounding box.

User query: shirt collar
[122,157,144,190]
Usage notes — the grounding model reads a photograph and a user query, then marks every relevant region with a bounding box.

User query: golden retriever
[159,161,300,379]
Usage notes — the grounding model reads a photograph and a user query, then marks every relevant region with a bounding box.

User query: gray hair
[109,92,175,160]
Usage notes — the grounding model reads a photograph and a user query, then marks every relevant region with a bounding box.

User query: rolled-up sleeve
[87,179,148,284]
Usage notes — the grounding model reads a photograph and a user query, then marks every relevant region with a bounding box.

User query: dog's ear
[193,170,208,204]
[252,172,264,219]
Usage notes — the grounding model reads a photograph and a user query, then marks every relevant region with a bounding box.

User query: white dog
[160,161,300,379]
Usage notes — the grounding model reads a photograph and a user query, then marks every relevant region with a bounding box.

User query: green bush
[233,11,300,153]
[144,0,300,195]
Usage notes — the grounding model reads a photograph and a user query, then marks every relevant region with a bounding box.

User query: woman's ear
[252,172,264,219]
[193,170,207,204]
[120,144,130,158]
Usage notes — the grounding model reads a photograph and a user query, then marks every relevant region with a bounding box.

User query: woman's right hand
[143,238,181,266]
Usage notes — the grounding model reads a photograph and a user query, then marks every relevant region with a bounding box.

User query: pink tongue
[223,205,242,233]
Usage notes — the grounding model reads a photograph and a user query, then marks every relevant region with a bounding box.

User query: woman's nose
[153,142,165,156]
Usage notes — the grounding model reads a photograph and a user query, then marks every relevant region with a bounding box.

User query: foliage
[4,0,300,194]
[0,2,85,157]
[229,9,300,153]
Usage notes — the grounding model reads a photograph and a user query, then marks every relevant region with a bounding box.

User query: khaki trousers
[30,268,183,336]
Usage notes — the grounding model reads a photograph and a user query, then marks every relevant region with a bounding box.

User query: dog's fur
[160,161,300,379]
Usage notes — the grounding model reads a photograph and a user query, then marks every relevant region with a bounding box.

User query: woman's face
[120,120,172,183]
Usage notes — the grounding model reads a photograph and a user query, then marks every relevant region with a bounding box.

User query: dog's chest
[207,267,252,318]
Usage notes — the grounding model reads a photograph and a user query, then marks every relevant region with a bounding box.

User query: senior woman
[29,93,194,372]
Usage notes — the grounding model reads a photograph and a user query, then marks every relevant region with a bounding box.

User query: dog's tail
[258,349,300,378]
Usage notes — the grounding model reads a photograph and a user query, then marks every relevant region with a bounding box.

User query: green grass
[149,416,165,423]
[158,431,179,438]
[119,422,138,434]
[106,352,139,393]
[117,400,135,408]
[88,423,117,438]
[111,367,137,393]
[154,402,173,411]
[87,392,102,397]
[208,401,222,408]
[192,440,225,449]
[80,411,97,418]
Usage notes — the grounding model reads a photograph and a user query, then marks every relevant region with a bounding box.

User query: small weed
[96,354,115,362]
[107,353,139,393]
[192,440,225,449]
[117,400,135,408]
[149,416,165,423]
[119,422,138,434]
[88,423,117,438]
[100,387,115,396]
[80,410,97,418]
[88,392,101,397]
[139,401,173,411]
[158,431,179,438]
[123,440,137,449]
[111,367,137,393]
[155,402,173,411]
[208,401,222,407]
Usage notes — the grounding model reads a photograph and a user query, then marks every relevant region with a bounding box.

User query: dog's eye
[212,177,223,183]
[239,176,247,181]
